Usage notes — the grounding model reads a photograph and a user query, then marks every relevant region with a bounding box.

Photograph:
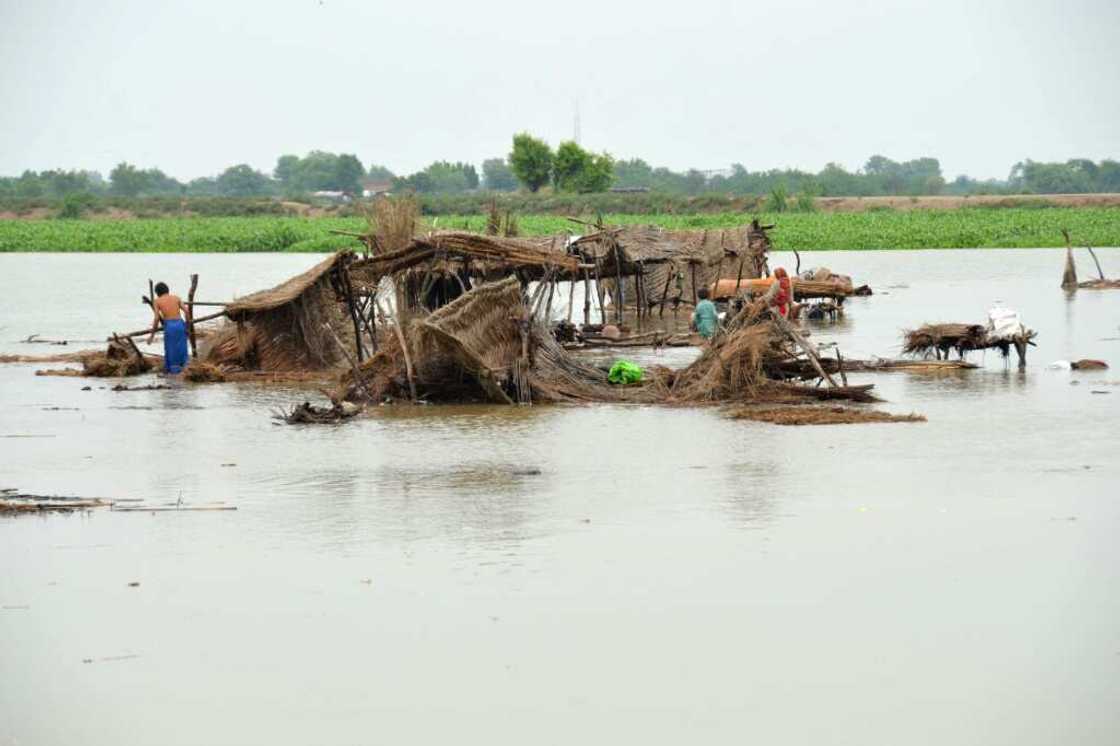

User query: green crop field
[0,208,1117,252]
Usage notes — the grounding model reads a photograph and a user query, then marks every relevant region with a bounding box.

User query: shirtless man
[147,282,191,373]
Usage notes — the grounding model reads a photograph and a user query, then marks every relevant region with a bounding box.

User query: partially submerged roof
[225,252,348,320]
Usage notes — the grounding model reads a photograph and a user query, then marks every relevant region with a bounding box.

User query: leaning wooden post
[323,322,375,401]
[367,292,379,354]
[658,263,674,318]
[339,265,365,362]
[186,273,199,359]
[582,268,591,326]
[391,317,418,402]
[690,262,698,306]
[1014,336,1028,369]
[593,259,607,323]
[613,241,625,325]
[771,310,839,388]
[1086,246,1106,281]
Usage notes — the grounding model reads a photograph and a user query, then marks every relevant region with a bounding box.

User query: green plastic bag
[608,360,643,385]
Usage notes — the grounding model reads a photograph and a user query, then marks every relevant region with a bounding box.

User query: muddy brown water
[1,250,1118,745]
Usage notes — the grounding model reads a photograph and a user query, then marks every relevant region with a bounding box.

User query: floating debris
[728,406,926,426]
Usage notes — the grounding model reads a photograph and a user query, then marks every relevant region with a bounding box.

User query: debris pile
[727,405,926,426]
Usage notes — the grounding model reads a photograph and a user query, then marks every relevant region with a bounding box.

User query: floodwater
[1,250,1118,746]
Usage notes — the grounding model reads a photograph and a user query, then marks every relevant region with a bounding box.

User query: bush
[57,192,97,219]
[765,184,789,213]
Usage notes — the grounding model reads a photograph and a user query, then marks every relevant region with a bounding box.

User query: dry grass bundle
[183,361,228,382]
[82,338,152,377]
[669,324,775,401]
[728,405,926,426]
[366,195,420,254]
[902,323,988,358]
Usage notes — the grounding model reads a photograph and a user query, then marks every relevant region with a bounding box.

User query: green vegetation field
[0,207,1117,252]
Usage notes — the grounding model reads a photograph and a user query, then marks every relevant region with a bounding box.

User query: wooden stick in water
[117,309,226,340]
[187,273,199,359]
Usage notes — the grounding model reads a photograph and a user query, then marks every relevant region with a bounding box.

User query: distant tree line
[3,146,1119,202]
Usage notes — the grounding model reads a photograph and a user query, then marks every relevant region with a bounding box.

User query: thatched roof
[351,231,579,286]
[570,223,770,276]
[225,252,348,320]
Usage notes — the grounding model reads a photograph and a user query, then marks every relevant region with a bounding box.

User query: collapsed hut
[333,273,876,408]
[903,309,1037,367]
[202,252,361,372]
[570,220,774,323]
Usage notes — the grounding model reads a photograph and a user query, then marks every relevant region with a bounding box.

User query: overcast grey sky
[1,0,1117,181]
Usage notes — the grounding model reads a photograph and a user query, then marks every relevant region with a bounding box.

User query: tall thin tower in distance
[573,100,581,145]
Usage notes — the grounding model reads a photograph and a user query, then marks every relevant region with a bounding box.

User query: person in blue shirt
[691,287,719,340]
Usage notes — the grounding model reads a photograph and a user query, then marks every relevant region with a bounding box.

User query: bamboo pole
[771,311,838,388]
[186,273,199,359]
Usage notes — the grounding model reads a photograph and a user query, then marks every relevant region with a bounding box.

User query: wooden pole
[1086,246,1106,281]
[566,279,575,323]
[390,317,418,402]
[771,311,839,388]
[613,241,624,325]
[340,266,365,362]
[690,262,698,306]
[582,269,591,327]
[593,259,607,324]
[186,273,199,359]
[117,309,225,340]
[367,292,379,354]
[658,264,674,318]
[323,322,375,401]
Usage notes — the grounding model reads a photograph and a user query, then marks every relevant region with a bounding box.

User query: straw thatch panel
[205,252,356,372]
[902,324,988,359]
[350,231,579,290]
[225,252,349,319]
